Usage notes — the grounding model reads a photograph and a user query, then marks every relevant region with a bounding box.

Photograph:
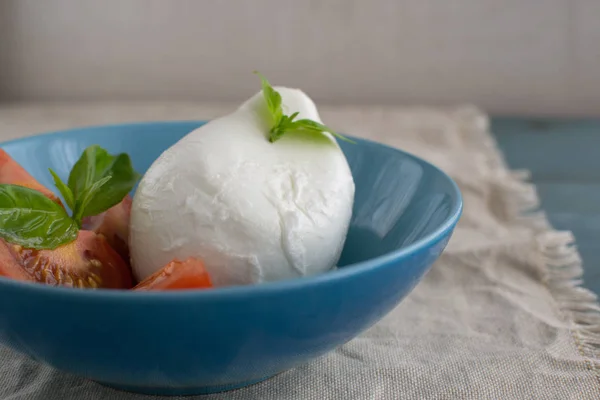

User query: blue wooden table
[492,118,600,296]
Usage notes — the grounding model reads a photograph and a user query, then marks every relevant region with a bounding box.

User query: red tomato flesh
[0,240,36,282]
[1,231,133,289]
[0,149,62,205]
[82,195,132,262]
[0,148,133,289]
[134,258,213,291]
[0,149,212,292]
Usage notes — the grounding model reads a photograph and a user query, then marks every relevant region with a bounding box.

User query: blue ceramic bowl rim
[0,121,463,300]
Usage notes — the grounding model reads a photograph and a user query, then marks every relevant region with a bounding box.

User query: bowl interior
[1,121,460,269]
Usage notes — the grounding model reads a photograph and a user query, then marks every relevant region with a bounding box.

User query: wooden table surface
[492,117,600,296]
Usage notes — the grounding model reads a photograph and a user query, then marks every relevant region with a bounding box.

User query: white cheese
[129,87,355,286]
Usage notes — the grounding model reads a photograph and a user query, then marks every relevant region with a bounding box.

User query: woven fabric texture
[0,103,598,399]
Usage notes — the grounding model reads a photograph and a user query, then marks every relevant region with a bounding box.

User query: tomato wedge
[134,258,213,291]
[2,231,133,289]
[0,240,35,281]
[0,149,62,205]
[0,149,133,289]
[82,195,132,262]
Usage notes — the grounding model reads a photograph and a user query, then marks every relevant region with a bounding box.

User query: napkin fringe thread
[538,230,600,373]
[463,107,600,377]
[515,175,600,374]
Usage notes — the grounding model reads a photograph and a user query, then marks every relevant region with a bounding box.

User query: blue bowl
[0,122,461,395]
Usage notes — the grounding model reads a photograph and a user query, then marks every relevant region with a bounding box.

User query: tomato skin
[0,149,62,205]
[134,258,213,291]
[82,195,132,262]
[4,231,133,289]
[0,149,133,289]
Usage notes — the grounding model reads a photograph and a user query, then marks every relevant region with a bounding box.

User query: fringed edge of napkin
[456,106,600,378]
[514,174,600,375]
[538,231,600,373]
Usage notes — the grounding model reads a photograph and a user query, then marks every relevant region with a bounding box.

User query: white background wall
[1,0,599,116]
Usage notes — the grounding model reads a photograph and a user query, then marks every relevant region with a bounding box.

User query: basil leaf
[49,168,74,210]
[68,145,113,199]
[0,185,78,249]
[72,175,112,222]
[68,145,141,221]
[269,113,298,142]
[291,119,356,144]
[255,71,282,125]
[254,72,354,143]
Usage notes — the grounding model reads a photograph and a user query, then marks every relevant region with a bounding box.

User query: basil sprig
[0,145,140,249]
[254,71,354,144]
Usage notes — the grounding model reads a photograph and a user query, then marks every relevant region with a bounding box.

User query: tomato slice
[4,231,133,289]
[134,258,213,291]
[0,240,35,281]
[82,195,132,262]
[0,150,133,289]
[0,149,62,205]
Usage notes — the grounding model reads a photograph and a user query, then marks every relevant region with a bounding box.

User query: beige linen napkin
[0,103,598,399]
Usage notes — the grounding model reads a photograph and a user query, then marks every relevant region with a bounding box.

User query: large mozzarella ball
[129,87,355,286]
